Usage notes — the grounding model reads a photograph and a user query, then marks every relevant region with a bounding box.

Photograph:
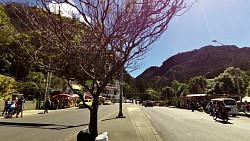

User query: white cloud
[48,1,90,24]
[48,1,79,18]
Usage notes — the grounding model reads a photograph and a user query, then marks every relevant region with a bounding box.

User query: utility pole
[235,69,241,101]
[212,40,241,101]
[44,60,52,103]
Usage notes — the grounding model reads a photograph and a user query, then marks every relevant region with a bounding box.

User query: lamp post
[117,67,125,118]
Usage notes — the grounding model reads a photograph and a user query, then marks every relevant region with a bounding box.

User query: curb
[0,107,78,119]
[237,112,250,117]
[138,106,163,141]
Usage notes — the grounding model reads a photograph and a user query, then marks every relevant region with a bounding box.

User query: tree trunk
[89,98,99,140]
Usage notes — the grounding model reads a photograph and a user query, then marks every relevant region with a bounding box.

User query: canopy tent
[186,94,206,97]
[242,96,250,102]
[84,92,93,99]
[50,93,71,102]
[71,84,82,90]
[70,94,80,98]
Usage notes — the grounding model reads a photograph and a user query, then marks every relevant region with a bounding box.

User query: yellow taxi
[79,99,93,108]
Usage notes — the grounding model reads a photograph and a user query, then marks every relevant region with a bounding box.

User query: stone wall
[0,100,37,112]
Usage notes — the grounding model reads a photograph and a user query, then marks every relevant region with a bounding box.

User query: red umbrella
[50,93,71,102]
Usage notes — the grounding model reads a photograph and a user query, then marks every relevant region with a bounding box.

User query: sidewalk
[0,107,77,119]
[66,104,162,141]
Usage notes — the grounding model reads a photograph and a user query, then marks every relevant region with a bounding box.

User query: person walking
[2,98,11,115]
[44,98,51,114]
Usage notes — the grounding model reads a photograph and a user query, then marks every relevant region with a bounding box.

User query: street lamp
[212,40,224,46]
[117,67,125,118]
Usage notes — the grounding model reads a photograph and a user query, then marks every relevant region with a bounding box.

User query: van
[211,98,238,117]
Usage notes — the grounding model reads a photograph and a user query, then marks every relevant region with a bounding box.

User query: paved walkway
[0,107,77,119]
[66,104,162,141]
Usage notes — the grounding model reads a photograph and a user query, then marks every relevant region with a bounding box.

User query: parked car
[211,98,238,117]
[79,99,93,108]
[145,100,154,107]
[104,99,112,105]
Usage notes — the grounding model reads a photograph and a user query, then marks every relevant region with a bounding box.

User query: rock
[77,129,94,141]
[95,132,108,141]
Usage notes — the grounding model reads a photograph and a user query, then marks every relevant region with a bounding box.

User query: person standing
[13,97,19,115]
[44,98,51,114]
[16,97,25,118]
[54,98,59,110]
[190,101,195,112]
[6,101,15,118]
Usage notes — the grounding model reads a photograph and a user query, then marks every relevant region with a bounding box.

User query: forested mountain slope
[137,45,250,82]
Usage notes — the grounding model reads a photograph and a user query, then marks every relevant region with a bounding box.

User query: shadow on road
[0,121,88,130]
[215,120,233,124]
[101,117,118,122]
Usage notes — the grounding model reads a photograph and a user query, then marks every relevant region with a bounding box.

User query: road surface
[142,106,250,141]
[0,103,126,141]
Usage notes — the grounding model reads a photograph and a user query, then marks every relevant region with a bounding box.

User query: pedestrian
[16,97,25,118]
[6,101,15,118]
[243,100,249,113]
[13,97,19,115]
[54,98,59,110]
[44,98,51,114]
[190,101,195,112]
[208,101,214,115]
[2,98,11,115]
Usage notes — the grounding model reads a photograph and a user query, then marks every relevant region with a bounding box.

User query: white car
[211,98,239,117]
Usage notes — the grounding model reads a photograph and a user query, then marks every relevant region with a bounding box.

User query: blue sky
[6,0,250,78]
[130,0,250,78]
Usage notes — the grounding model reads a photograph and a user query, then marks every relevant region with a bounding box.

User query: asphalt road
[142,106,250,141]
[0,103,125,141]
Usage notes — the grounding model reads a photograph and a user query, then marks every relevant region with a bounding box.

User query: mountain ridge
[136,45,250,82]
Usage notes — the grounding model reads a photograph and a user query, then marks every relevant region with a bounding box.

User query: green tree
[0,5,36,80]
[212,67,249,96]
[17,72,45,99]
[146,88,160,101]
[0,5,15,74]
[180,88,189,97]
[246,82,250,97]
[162,86,174,100]
[0,74,16,98]
[179,83,189,97]
[123,82,136,99]
[50,75,67,92]
[171,80,182,97]
[188,76,206,94]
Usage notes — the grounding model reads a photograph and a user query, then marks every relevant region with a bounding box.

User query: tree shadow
[0,121,88,130]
